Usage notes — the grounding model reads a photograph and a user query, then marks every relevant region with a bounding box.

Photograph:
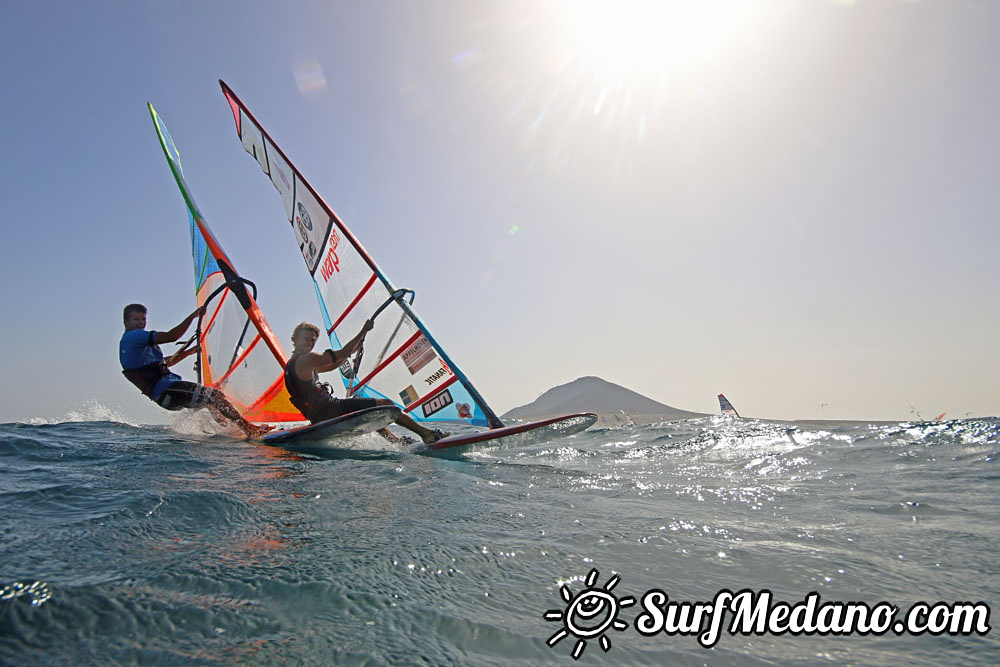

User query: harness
[122,362,172,398]
[283,355,338,420]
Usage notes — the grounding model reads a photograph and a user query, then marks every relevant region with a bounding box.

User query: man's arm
[154,306,205,344]
[164,345,199,367]
[295,320,373,380]
[295,350,338,379]
[336,319,374,361]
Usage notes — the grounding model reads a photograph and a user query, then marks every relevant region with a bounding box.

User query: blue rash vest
[119,329,182,400]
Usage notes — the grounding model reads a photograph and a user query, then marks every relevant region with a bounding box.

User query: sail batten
[149,102,304,425]
[214,334,263,388]
[350,330,423,394]
[220,80,504,428]
[201,284,227,335]
[330,274,379,334]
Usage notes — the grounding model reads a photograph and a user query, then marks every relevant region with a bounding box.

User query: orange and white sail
[149,103,303,424]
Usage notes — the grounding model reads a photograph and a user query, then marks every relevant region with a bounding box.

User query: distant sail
[718,394,740,418]
[220,81,503,428]
[149,103,302,424]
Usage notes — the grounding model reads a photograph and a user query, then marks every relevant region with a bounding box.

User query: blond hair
[291,321,320,341]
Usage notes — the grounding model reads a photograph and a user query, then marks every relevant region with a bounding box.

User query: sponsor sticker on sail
[402,335,435,375]
[399,385,419,406]
[422,389,453,418]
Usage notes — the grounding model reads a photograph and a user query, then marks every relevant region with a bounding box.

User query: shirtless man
[283,321,448,444]
[119,303,269,439]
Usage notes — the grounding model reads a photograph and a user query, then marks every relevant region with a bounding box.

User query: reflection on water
[0,418,997,664]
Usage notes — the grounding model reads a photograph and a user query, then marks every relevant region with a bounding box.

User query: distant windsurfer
[119,303,271,439]
[285,321,449,445]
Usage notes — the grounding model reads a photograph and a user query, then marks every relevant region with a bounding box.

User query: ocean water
[1,412,997,665]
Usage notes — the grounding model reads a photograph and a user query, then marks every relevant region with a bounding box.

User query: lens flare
[292,60,328,95]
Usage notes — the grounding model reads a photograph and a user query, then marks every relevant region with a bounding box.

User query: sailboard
[718,393,740,418]
[422,413,598,455]
[218,81,596,450]
[261,406,402,447]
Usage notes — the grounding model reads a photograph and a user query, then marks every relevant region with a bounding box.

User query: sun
[556,0,761,76]
[544,568,635,659]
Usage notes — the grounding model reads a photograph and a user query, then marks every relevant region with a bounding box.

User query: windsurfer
[285,321,449,445]
[119,303,271,439]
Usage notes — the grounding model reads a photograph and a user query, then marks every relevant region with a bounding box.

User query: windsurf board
[420,413,598,456]
[260,406,401,446]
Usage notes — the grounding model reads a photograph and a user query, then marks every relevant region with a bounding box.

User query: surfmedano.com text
[635,589,991,648]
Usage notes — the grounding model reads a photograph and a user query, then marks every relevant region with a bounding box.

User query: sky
[0,0,997,424]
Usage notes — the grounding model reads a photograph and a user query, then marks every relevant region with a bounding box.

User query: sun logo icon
[544,568,635,660]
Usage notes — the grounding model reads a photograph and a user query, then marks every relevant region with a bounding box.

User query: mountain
[501,376,706,425]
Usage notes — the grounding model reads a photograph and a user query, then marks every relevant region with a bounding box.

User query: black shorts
[156,381,221,411]
[308,397,378,423]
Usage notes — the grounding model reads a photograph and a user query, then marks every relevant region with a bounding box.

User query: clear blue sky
[1,0,997,423]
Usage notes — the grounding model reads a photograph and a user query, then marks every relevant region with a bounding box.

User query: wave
[14,400,142,428]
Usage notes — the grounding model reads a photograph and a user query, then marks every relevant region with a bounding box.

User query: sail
[149,103,303,424]
[718,394,740,418]
[219,81,503,428]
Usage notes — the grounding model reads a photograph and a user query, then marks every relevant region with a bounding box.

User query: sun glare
[447,1,783,186]
[558,0,761,75]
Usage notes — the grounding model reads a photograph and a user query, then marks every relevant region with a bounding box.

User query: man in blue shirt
[119,303,268,439]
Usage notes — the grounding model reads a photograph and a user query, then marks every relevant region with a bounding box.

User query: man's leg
[330,396,449,444]
[159,382,267,438]
[205,392,272,438]
[373,399,449,444]
[205,401,254,438]
[375,426,406,444]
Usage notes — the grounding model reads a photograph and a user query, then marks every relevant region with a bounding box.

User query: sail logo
[421,389,453,418]
[319,228,341,282]
[399,385,419,406]
[275,164,291,191]
[302,240,317,266]
[295,202,313,248]
[402,336,435,374]
[424,367,449,386]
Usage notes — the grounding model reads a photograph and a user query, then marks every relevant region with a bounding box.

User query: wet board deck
[260,406,401,446]
[420,413,598,456]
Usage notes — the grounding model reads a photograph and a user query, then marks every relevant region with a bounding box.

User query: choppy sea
[2,411,997,665]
